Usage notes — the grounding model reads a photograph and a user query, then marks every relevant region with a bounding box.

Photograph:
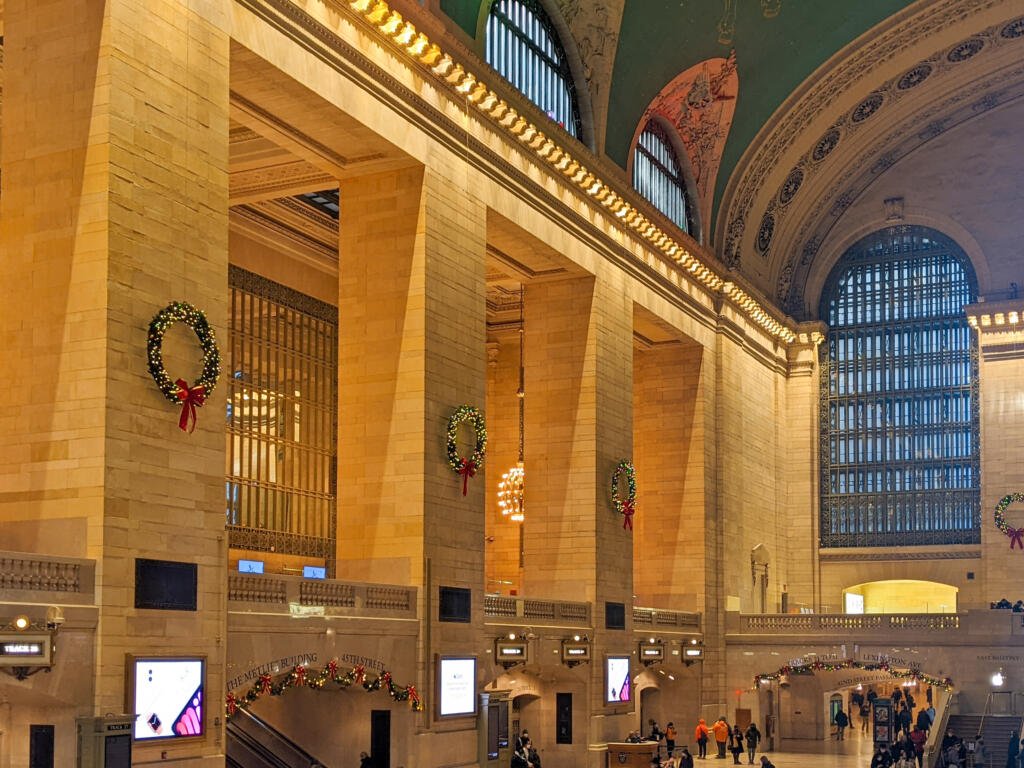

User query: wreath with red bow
[994,493,1024,550]
[147,302,221,432]
[446,405,487,495]
[611,460,637,531]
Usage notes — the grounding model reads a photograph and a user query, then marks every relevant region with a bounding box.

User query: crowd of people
[618,717,774,768]
[989,598,1024,611]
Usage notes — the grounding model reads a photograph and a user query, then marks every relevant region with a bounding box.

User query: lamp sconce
[561,635,591,668]
[495,634,529,669]
[639,638,665,667]
[1,614,58,681]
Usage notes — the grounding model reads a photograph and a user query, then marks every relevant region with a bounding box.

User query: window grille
[226,266,338,566]
[485,0,581,138]
[633,120,692,234]
[818,226,979,548]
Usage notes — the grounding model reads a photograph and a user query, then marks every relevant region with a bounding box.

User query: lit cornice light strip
[346,0,796,345]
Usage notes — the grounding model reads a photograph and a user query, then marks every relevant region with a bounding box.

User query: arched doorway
[843,580,958,614]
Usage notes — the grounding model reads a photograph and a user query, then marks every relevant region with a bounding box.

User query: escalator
[226,708,327,767]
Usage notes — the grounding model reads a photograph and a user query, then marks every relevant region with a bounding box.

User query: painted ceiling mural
[637,54,738,240]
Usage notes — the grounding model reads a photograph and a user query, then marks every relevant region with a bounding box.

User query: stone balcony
[227,572,417,620]
[0,550,95,605]
[726,610,1024,642]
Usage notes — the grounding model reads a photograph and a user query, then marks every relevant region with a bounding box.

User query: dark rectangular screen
[439,586,471,623]
[135,559,198,611]
[105,734,132,767]
[605,601,625,630]
[29,724,54,768]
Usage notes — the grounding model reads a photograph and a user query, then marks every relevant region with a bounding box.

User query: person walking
[728,725,744,765]
[713,718,730,759]
[910,725,927,768]
[695,718,710,759]
[678,746,695,768]
[665,722,678,757]
[834,707,849,740]
[744,722,761,764]
[1006,731,1019,768]
[974,735,989,768]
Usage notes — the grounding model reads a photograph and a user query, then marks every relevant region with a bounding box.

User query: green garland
[752,659,953,691]
[226,661,421,718]
[994,493,1024,549]
[611,460,637,530]
[446,405,487,494]
[147,301,221,403]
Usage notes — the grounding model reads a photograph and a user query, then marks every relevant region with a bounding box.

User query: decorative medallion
[897,64,933,91]
[779,167,804,205]
[812,128,841,162]
[947,38,985,62]
[756,213,775,254]
[1000,18,1024,39]
[851,93,884,123]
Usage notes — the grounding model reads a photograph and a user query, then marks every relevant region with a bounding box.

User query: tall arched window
[485,0,581,138]
[819,226,979,548]
[633,120,694,234]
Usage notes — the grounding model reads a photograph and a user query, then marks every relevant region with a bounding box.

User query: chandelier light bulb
[498,461,525,522]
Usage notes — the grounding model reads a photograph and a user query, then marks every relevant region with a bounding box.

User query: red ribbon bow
[621,500,635,531]
[294,665,307,686]
[175,379,206,433]
[407,684,419,706]
[226,693,238,716]
[258,673,272,695]
[1010,528,1024,549]
[354,664,365,685]
[458,458,477,496]
[382,671,392,689]
[327,659,339,678]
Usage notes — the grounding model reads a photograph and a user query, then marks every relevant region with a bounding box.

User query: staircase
[946,714,1022,768]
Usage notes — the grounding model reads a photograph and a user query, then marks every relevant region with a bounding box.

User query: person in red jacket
[695,718,710,759]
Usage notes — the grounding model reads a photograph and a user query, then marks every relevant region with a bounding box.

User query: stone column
[0,0,229,764]
[337,164,487,752]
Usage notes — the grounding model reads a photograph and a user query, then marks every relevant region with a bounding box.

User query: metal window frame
[818,226,980,548]
[633,120,692,233]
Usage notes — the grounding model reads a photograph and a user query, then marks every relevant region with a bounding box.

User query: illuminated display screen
[1,642,44,657]
[131,658,205,741]
[438,657,477,717]
[605,656,631,704]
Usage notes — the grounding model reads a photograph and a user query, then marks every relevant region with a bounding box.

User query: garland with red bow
[225,660,422,718]
[611,460,637,531]
[147,302,221,433]
[751,659,953,691]
[994,493,1024,550]
[446,405,487,495]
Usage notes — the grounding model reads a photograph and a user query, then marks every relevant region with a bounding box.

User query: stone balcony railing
[483,595,591,627]
[0,550,95,604]
[633,606,701,631]
[228,573,417,620]
[727,610,1024,639]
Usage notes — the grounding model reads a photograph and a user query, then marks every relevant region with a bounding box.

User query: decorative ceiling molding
[716,0,1016,279]
[230,160,337,204]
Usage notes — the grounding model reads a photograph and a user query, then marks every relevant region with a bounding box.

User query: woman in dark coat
[728,725,744,765]
[1006,731,1019,768]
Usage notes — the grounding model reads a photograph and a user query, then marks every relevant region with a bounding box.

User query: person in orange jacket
[695,718,710,759]
[712,717,731,759]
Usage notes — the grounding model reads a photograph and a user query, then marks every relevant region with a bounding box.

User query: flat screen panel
[302,565,326,579]
[605,601,625,630]
[437,657,477,717]
[129,657,205,741]
[134,559,198,611]
[439,586,471,623]
[237,560,264,574]
[605,656,631,704]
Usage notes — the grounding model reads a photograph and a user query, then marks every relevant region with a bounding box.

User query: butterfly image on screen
[173,686,202,736]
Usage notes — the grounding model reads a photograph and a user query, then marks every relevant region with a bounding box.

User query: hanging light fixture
[498,286,526,524]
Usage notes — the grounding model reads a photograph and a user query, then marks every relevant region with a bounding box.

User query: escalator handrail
[229,708,324,767]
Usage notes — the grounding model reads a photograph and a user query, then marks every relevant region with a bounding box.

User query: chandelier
[498,286,526,524]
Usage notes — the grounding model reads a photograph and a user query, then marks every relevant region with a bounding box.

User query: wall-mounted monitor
[302,565,326,579]
[134,559,197,611]
[605,655,631,704]
[237,559,264,574]
[127,657,205,741]
[436,656,477,718]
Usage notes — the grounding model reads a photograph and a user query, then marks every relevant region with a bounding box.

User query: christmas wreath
[147,301,221,432]
[611,460,637,531]
[446,405,487,495]
[994,493,1024,549]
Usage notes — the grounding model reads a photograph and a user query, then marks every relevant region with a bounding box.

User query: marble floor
[685,724,877,768]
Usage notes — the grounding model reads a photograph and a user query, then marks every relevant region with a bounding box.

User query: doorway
[370,710,390,768]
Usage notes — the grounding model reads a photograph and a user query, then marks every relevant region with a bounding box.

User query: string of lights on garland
[994,493,1024,549]
[446,405,487,495]
[225,661,421,718]
[146,301,221,433]
[751,660,953,692]
[611,460,637,531]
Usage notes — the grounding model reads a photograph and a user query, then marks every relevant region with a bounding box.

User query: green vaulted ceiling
[441,0,912,224]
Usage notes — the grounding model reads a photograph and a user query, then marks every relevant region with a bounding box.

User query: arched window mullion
[632,119,692,234]
[819,226,979,548]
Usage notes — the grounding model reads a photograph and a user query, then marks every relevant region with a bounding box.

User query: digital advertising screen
[130,657,205,741]
[605,656,631,704]
[437,656,477,717]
